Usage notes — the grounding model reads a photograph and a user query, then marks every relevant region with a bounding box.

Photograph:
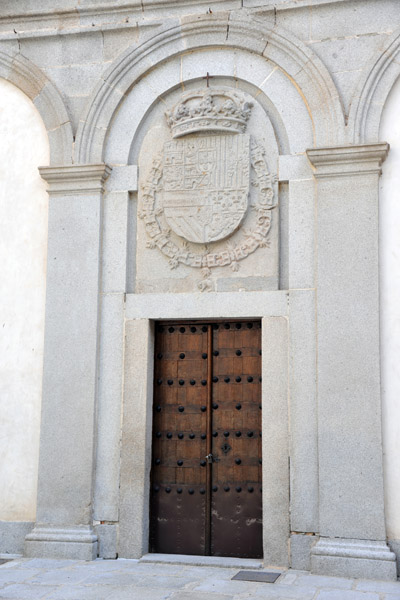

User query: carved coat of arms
[163,135,250,243]
[139,88,277,282]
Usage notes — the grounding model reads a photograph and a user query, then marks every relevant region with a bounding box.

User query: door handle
[205,453,219,463]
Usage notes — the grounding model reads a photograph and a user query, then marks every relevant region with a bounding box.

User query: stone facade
[1,0,400,581]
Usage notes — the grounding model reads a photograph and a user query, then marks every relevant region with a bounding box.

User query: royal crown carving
[165,89,253,138]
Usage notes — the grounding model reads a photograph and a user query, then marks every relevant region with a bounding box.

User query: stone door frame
[119,291,290,565]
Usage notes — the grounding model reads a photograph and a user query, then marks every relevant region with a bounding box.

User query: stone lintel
[25,526,97,561]
[39,164,112,195]
[306,143,389,178]
[311,537,397,581]
[125,290,289,320]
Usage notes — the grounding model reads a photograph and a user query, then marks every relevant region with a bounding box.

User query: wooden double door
[149,320,262,558]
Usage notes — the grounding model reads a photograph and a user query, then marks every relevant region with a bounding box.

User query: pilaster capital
[39,164,112,195]
[306,143,389,179]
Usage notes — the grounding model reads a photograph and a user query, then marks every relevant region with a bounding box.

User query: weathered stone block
[20,33,103,69]
[94,524,118,560]
[290,534,318,571]
[0,522,34,556]
[44,63,105,98]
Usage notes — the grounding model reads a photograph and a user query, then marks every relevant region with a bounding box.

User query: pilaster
[25,164,111,561]
[306,143,396,580]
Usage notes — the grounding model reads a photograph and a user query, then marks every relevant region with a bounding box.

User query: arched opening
[0,78,49,545]
[379,74,400,555]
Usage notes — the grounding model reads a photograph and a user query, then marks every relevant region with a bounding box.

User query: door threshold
[140,553,263,569]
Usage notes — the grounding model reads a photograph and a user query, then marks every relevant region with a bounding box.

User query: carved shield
[162,134,250,244]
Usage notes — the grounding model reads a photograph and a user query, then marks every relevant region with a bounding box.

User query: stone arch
[0,76,50,528]
[75,12,344,164]
[104,67,310,169]
[348,27,400,144]
[0,50,73,165]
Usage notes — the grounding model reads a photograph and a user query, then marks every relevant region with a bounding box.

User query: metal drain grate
[232,570,281,583]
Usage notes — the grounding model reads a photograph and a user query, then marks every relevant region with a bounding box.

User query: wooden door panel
[150,320,262,558]
[211,488,263,558]
[150,324,208,555]
[211,321,262,558]
[150,483,206,555]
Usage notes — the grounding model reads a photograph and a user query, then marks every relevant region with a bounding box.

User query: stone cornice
[39,164,112,195]
[306,143,389,179]
[0,0,352,40]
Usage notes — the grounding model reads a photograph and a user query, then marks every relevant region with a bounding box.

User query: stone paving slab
[356,579,400,595]
[0,571,42,585]
[251,585,318,599]
[49,585,173,600]
[315,591,379,600]
[0,558,398,600]
[0,583,58,599]
[292,575,353,590]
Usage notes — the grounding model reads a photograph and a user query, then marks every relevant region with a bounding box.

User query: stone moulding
[0,50,73,165]
[313,538,397,561]
[311,538,397,581]
[306,143,389,178]
[25,525,98,561]
[0,50,46,99]
[75,13,344,163]
[39,164,112,195]
[25,526,97,544]
[349,27,400,144]
[0,1,352,35]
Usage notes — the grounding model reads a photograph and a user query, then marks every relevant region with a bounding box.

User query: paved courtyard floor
[0,557,399,600]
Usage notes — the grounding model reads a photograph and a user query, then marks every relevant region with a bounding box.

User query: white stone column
[306,144,397,580]
[25,164,111,561]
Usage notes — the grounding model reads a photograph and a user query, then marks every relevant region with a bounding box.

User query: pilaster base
[24,525,98,560]
[311,538,397,581]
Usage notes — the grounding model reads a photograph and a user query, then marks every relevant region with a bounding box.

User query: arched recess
[103,56,313,167]
[378,71,400,559]
[0,50,73,164]
[75,12,344,164]
[348,27,400,144]
[0,77,49,537]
